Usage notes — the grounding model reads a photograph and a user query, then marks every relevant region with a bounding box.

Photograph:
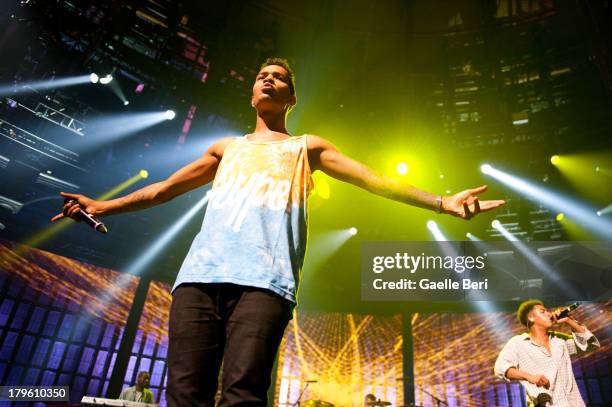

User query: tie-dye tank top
[172,135,313,303]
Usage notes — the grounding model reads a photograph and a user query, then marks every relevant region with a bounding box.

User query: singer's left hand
[442,185,505,220]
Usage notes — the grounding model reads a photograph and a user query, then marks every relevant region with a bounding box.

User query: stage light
[139,169,149,179]
[481,164,612,239]
[556,212,564,221]
[349,227,358,236]
[135,83,145,93]
[491,220,518,241]
[125,192,210,275]
[0,74,93,96]
[99,74,113,85]
[123,100,130,106]
[466,232,481,241]
[550,155,560,165]
[165,110,176,120]
[396,162,408,175]
[426,220,448,241]
[597,204,612,216]
[81,111,179,152]
[89,73,99,84]
[302,229,354,277]
[480,164,492,174]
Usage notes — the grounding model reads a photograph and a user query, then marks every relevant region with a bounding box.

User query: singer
[52,58,505,406]
[494,299,600,407]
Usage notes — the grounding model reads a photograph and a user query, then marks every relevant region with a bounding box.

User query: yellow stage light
[396,162,408,175]
[550,155,560,165]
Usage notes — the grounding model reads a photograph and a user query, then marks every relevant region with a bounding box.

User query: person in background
[119,371,154,403]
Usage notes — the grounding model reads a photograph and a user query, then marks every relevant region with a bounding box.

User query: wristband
[435,196,443,214]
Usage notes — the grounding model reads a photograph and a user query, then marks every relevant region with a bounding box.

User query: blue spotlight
[466,232,481,241]
[0,75,92,96]
[125,192,210,275]
[80,111,177,152]
[427,220,448,241]
[491,220,519,241]
[303,229,354,274]
[597,204,612,216]
[481,164,612,239]
[165,110,176,120]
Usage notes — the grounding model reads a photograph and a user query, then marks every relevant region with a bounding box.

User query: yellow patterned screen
[274,311,403,406]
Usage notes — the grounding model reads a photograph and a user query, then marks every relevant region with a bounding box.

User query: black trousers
[166,283,292,406]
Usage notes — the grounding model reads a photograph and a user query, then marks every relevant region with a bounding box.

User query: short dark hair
[260,57,296,95]
[517,299,544,327]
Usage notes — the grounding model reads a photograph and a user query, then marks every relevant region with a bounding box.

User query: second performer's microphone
[536,393,552,406]
[554,302,579,320]
[66,199,108,234]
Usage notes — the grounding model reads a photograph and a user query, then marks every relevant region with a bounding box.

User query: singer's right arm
[504,368,550,388]
[52,137,234,221]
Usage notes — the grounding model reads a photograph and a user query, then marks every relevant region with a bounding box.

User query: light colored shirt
[172,135,313,303]
[118,386,154,403]
[494,329,600,407]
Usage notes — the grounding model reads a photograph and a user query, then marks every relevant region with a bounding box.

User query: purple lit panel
[0,299,14,326]
[87,320,102,346]
[10,303,29,329]
[137,357,151,373]
[47,342,67,370]
[125,355,137,383]
[26,307,45,333]
[78,347,94,375]
[92,350,108,377]
[41,370,55,386]
[43,311,60,336]
[142,334,156,356]
[100,324,115,348]
[58,314,75,340]
[151,360,165,387]
[62,344,81,372]
[24,368,40,385]
[87,378,100,395]
[15,335,35,363]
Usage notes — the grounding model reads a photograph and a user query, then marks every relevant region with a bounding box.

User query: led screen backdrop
[412,302,611,407]
[124,280,172,405]
[1,238,609,407]
[0,239,139,403]
[273,312,404,406]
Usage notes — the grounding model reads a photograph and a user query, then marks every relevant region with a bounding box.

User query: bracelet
[435,196,443,214]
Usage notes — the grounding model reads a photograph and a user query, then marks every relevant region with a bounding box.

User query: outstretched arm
[307,135,505,219]
[51,137,234,221]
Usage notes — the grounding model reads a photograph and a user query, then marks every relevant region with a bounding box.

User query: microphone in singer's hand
[536,393,552,406]
[552,302,580,321]
[65,199,108,234]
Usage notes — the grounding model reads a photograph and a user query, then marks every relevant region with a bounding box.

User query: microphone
[66,199,108,234]
[536,393,552,406]
[554,302,579,321]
